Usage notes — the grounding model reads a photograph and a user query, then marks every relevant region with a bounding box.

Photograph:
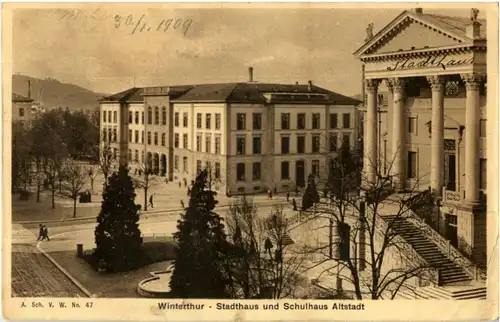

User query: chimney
[248,66,254,82]
[28,80,31,99]
[308,80,313,92]
[412,8,423,14]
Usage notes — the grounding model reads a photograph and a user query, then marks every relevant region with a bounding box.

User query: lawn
[12,192,101,222]
[49,236,176,298]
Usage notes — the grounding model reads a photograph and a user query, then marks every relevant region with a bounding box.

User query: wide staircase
[384,214,471,285]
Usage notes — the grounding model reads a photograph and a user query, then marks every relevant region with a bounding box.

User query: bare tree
[87,164,100,193]
[42,128,68,209]
[131,160,161,211]
[225,198,307,299]
[297,143,436,300]
[97,139,117,185]
[60,160,88,218]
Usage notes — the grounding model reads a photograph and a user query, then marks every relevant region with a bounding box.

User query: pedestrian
[292,198,297,211]
[178,181,181,188]
[274,187,277,195]
[286,192,290,202]
[148,194,154,208]
[42,225,50,241]
[37,224,44,241]
[270,190,273,199]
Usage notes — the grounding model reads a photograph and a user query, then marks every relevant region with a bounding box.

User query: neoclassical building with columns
[355,8,487,266]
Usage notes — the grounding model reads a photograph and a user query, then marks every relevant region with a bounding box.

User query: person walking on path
[286,192,290,202]
[37,224,44,241]
[148,194,155,208]
[41,225,50,241]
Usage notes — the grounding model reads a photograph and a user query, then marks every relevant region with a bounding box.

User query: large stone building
[99,69,360,195]
[355,8,488,265]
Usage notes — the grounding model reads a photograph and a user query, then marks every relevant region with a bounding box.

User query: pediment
[355,11,470,57]
[370,19,463,54]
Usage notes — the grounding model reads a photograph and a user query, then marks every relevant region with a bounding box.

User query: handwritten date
[114,15,192,36]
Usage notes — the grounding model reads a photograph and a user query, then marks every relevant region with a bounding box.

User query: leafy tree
[94,165,142,272]
[302,175,319,211]
[11,122,32,192]
[169,169,230,298]
[328,140,361,200]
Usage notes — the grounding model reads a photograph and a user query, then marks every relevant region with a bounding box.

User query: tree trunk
[36,182,40,202]
[51,185,56,209]
[73,197,77,218]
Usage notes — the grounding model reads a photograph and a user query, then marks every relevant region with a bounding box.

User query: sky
[12,5,479,96]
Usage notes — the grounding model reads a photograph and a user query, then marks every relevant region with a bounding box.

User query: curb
[36,240,93,298]
[15,199,289,225]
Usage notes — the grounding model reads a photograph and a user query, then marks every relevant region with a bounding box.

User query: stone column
[461,73,483,203]
[364,79,380,186]
[386,78,407,191]
[427,76,445,195]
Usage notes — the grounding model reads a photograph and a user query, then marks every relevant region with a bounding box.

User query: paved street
[11,224,85,297]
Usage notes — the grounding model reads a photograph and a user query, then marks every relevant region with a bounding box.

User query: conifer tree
[169,169,230,298]
[94,165,142,272]
[302,174,320,211]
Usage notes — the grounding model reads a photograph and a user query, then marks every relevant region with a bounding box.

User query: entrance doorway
[296,161,305,188]
[445,214,458,248]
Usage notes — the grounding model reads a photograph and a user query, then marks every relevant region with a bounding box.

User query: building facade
[355,8,487,265]
[12,93,34,125]
[99,73,360,195]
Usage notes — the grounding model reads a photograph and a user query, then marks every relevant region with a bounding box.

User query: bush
[83,237,177,273]
[19,189,31,201]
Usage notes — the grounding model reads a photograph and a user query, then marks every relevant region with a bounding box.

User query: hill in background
[12,74,108,112]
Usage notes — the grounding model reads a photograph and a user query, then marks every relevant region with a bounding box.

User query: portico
[355,8,487,266]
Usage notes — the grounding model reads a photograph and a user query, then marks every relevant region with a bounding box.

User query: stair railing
[400,193,486,282]
[366,207,440,287]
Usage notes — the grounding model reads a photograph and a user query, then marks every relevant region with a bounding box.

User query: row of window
[234,112,351,131]
[273,133,350,155]
[103,110,118,124]
[107,109,352,132]
[102,127,118,142]
[234,160,321,182]
[126,130,349,155]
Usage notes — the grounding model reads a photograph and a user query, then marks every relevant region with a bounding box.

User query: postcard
[2,2,498,321]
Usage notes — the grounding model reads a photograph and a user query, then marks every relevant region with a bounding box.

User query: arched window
[162,106,167,125]
[155,106,159,125]
[148,106,152,125]
[161,133,166,146]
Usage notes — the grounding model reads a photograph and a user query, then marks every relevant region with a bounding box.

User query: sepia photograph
[2,2,498,321]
